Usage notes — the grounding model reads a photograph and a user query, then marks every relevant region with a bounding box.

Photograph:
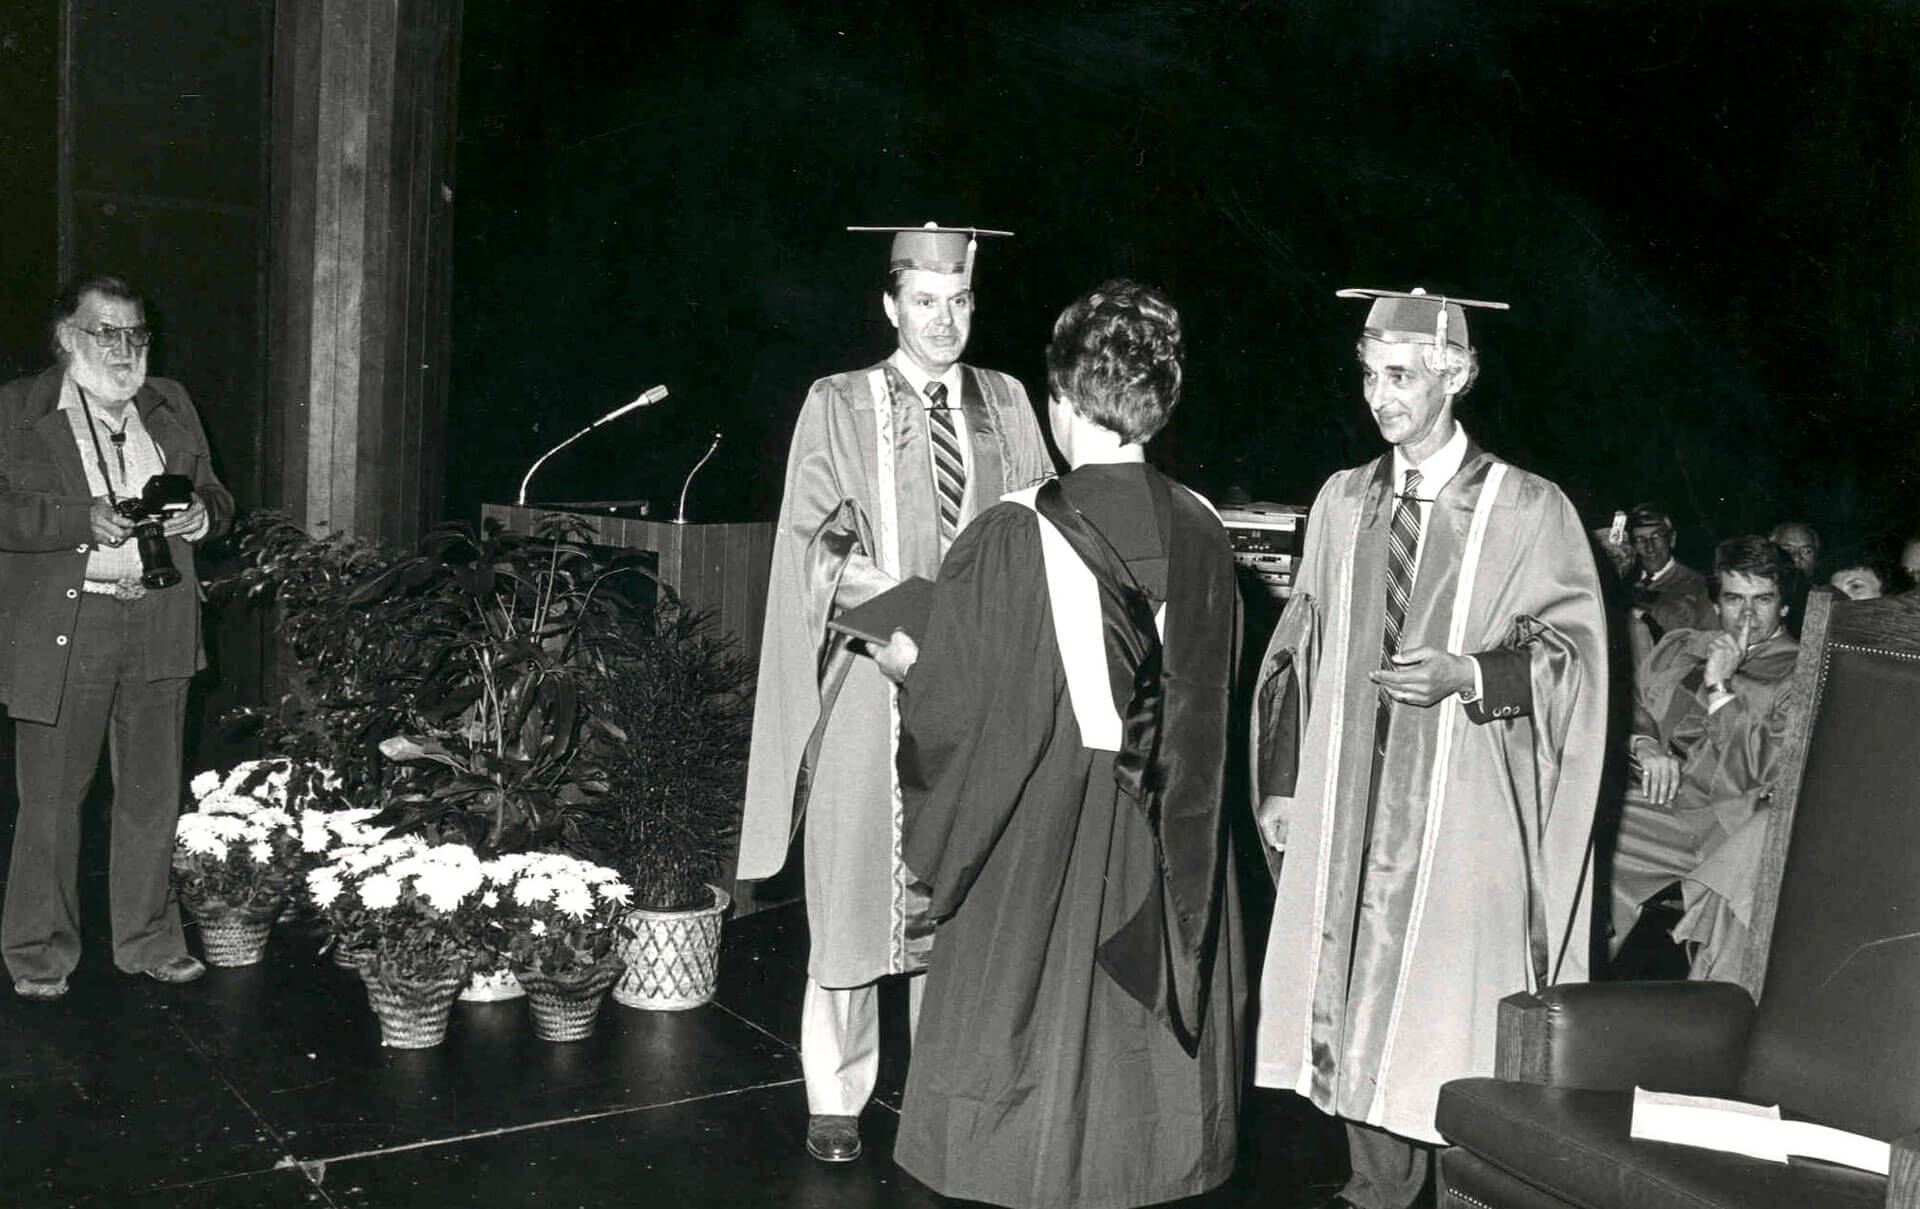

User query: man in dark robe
[894,281,1243,1209]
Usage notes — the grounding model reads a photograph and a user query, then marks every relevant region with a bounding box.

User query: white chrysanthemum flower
[414,862,484,913]
[190,770,221,799]
[299,814,331,854]
[481,889,499,909]
[247,839,274,864]
[251,806,295,831]
[553,882,593,920]
[513,876,554,907]
[530,919,548,937]
[307,870,343,908]
[359,873,402,910]
[598,881,633,906]
[175,816,232,858]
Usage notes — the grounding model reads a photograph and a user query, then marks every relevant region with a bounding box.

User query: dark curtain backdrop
[449,0,1920,564]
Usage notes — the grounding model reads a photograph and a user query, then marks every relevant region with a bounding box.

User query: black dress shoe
[805,1113,861,1162]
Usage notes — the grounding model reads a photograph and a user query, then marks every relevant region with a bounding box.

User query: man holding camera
[0,276,232,1000]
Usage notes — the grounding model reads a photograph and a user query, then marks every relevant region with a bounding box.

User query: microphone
[673,431,723,525]
[516,385,670,507]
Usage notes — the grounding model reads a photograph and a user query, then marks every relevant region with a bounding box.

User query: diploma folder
[827,576,935,646]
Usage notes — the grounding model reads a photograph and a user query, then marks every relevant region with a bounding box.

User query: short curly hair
[1352,337,1480,399]
[1710,535,1800,601]
[1045,279,1184,444]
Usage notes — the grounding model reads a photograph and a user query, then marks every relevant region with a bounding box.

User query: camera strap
[76,385,132,499]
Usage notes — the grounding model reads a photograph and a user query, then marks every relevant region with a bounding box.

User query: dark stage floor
[2,872,1358,1208]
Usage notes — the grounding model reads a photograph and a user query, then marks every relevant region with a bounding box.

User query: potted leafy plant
[479,852,633,1040]
[571,605,752,1010]
[362,513,659,855]
[208,511,409,800]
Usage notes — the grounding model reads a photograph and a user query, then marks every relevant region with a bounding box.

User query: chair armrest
[1889,1130,1920,1209]
[1496,981,1755,1092]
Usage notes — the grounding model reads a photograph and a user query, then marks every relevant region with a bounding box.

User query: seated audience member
[1828,553,1913,601]
[893,280,1242,1209]
[1626,503,1716,642]
[1609,536,1800,979]
[1769,520,1820,581]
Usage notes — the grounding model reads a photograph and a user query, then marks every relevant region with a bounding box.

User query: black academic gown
[893,463,1244,1209]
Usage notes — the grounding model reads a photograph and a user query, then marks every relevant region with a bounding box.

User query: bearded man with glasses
[0,275,232,1001]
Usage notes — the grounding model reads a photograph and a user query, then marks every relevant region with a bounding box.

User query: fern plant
[573,604,751,911]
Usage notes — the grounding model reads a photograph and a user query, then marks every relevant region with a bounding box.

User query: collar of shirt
[888,350,963,406]
[1646,557,1678,585]
[58,373,160,487]
[1391,421,1470,497]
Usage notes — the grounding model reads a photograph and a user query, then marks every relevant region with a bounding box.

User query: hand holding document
[829,577,935,684]
[1630,1087,1891,1174]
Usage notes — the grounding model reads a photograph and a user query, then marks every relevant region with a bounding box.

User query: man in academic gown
[1250,288,1608,1209]
[735,225,1052,1163]
[1612,535,1800,980]
[894,280,1242,1209]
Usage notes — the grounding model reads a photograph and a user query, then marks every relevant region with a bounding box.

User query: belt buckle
[93,579,146,602]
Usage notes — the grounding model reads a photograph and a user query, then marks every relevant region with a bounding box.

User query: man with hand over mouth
[1610,535,1802,980]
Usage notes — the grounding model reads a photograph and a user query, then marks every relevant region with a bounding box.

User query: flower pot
[329,940,368,970]
[359,961,470,1048]
[459,965,526,1002]
[612,885,730,1011]
[185,899,283,968]
[517,955,626,1041]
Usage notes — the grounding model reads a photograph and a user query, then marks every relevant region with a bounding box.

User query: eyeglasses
[69,323,152,352]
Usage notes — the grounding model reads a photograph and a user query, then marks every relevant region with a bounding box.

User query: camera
[113,473,196,590]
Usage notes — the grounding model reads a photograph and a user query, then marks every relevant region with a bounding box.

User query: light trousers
[801,972,925,1115]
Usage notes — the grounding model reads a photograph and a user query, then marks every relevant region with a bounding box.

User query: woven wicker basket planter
[185,899,283,968]
[517,956,626,1041]
[359,962,470,1048]
[612,885,730,1011]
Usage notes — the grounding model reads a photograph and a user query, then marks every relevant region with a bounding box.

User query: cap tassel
[964,234,977,289]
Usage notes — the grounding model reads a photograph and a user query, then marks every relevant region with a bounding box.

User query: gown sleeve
[898,504,1060,921]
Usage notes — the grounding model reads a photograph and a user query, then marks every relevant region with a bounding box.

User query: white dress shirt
[59,375,208,584]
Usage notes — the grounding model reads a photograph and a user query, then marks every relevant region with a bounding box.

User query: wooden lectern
[480,505,775,660]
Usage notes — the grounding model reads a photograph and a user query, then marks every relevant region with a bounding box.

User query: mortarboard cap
[1336,286,1509,351]
[848,222,1015,288]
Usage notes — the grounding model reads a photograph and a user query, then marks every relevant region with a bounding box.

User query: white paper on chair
[1630,1088,1892,1175]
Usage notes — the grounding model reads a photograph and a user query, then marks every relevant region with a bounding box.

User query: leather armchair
[1435,591,1920,1209]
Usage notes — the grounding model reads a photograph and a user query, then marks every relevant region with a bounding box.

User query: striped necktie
[1383,467,1423,663]
[1377,467,1423,754]
[926,381,965,545]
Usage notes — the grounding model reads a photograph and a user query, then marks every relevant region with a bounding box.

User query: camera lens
[133,521,180,589]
